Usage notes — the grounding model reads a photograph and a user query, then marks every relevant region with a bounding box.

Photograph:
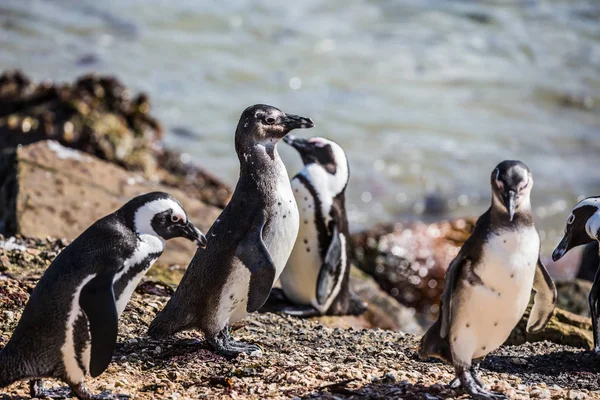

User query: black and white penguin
[552,196,600,353]
[0,192,206,400]
[419,160,556,400]
[148,105,314,357]
[268,135,366,316]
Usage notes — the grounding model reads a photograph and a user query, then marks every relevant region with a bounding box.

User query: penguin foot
[457,367,507,400]
[70,383,129,400]
[29,380,72,399]
[208,327,262,358]
[280,305,322,318]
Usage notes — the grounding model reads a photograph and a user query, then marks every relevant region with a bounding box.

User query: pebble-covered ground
[1,237,599,399]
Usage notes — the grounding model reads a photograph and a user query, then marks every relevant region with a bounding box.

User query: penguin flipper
[440,252,468,339]
[238,214,276,313]
[527,258,557,333]
[316,224,344,306]
[79,272,118,378]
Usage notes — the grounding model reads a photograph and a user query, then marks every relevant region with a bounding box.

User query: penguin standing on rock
[552,196,600,353]
[266,135,366,317]
[148,105,314,357]
[419,160,556,400]
[0,192,206,400]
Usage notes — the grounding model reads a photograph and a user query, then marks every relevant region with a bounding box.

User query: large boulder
[556,279,593,317]
[0,70,231,208]
[0,140,222,267]
[507,306,593,350]
[351,218,476,322]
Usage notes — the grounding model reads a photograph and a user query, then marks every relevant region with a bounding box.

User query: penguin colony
[0,104,596,399]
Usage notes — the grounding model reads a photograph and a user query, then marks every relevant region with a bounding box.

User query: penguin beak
[183,222,207,248]
[280,113,314,131]
[552,234,569,261]
[283,135,311,154]
[504,190,518,221]
[552,227,592,262]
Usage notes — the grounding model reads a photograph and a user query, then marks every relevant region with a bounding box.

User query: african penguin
[148,105,314,357]
[419,160,556,400]
[267,135,366,317]
[552,196,600,353]
[0,192,206,400]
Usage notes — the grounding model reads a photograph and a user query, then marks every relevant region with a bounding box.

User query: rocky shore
[1,72,599,399]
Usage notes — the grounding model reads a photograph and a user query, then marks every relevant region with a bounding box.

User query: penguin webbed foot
[280,305,322,318]
[449,364,485,389]
[29,380,72,399]
[208,327,262,358]
[70,382,129,400]
[456,366,507,400]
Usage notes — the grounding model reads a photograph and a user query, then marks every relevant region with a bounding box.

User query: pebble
[568,390,586,399]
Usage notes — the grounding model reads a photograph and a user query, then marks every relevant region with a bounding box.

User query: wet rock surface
[351,218,475,324]
[1,236,598,399]
[0,70,231,208]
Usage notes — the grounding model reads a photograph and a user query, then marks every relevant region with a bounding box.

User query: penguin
[419,160,557,400]
[148,105,314,357]
[552,196,600,353]
[266,135,366,317]
[0,192,207,400]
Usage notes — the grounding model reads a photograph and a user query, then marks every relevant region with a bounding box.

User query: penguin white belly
[451,227,539,362]
[216,261,251,328]
[264,179,300,281]
[280,180,322,305]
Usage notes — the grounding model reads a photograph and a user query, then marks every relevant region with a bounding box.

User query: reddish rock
[351,218,476,322]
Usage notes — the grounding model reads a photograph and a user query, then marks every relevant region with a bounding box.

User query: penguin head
[121,192,207,247]
[490,160,533,221]
[552,197,600,261]
[284,135,346,173]
[284,135,350,195]
[235,104,314,151]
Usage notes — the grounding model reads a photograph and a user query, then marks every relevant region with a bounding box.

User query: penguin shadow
[258,288,292,313]
[482,350,600,389]
[0,386,129,400]
[115,337,226,368]
[302,376,460,400]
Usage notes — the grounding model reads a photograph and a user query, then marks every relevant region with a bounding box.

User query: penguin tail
[0,346,27,388]
[419,319,452,364]
[148,296,190,339]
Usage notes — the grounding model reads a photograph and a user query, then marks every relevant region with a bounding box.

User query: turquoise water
[0,0,599,254]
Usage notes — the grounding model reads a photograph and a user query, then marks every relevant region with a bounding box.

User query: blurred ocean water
[0,0,598,253]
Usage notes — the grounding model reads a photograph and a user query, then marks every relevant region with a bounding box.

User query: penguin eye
[265,116,276,125]
[567,214,575,225]
[171,214,181,223]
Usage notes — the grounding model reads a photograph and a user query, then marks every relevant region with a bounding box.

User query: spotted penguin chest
[450,227,540,361]
[263,180,300,280]
[280,179,323,305]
